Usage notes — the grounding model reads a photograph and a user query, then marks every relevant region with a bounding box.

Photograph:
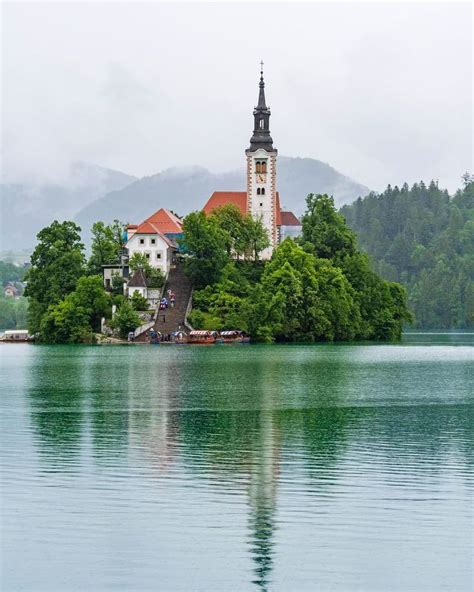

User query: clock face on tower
[256,173,266,184]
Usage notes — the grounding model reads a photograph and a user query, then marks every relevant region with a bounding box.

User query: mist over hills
[75,156,370,241]
[1,162,136,251]
[1,157,370,250]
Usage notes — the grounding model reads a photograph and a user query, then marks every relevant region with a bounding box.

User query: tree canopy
[25,221,86,334]
[180,205,270,288]
[88,220,125,275]
[340,179,473,329]
[188,194,411,341]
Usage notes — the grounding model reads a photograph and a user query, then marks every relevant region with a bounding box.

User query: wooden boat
[0,330,31,343]
[186,330,216,345]
[219,330,251,344]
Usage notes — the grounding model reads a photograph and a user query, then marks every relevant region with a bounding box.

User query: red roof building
[203,191,285,227]
[143,208,183,235]
[202,192,248,217]
[280,211,301,226]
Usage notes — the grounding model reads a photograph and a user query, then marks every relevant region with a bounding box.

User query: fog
[2,1,472,192]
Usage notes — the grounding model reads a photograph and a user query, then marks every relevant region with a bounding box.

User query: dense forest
[186,195,411,341]
[340,178,474,329]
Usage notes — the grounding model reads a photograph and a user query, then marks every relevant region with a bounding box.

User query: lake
[1,335,473,591]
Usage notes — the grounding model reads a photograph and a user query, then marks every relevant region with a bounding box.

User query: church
[202,65,301,258]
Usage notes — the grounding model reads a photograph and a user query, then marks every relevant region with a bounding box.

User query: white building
[125,208,182,275]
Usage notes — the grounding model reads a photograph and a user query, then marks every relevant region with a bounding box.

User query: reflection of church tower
[245,62,279,259]
[248,368,281,591]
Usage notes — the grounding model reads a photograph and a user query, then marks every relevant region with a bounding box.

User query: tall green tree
[88,220,124,275]
[301,193,356,260]
[181,211,230,287]
[25,221,86,334]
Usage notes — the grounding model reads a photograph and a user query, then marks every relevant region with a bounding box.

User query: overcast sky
[2,1,472,192]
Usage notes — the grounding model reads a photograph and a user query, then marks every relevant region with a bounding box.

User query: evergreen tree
[341,179,474,329]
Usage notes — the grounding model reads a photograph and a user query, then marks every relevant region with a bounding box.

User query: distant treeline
[341,178,474,329]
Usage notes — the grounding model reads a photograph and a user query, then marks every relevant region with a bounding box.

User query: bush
[130,291,149,311]
[110,301,141,338]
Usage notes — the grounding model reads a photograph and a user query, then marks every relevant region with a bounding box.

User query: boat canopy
[189,330,212,336]
[220,331,240,336]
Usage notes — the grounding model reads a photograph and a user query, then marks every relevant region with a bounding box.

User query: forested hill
[340,180,474,329]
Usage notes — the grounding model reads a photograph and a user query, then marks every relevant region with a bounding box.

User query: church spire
[257,60,267,109]
[247,61,275,153]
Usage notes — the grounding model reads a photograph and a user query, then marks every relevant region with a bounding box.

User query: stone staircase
[153,265,193,336]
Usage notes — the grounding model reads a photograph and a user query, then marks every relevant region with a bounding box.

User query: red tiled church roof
[202,192,248,217]
[203,191,283,226]
[280,211,301,226]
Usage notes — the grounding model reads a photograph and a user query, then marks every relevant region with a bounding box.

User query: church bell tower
[245,63,278,258]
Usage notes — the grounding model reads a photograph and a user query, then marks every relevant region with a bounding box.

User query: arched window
[261,188,265,195]
[256,161,261,174]
[257,188,261,195]
[259,119,264,129]
[261,161,267,173]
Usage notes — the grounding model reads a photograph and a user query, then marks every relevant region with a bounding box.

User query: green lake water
[1,335,473,591]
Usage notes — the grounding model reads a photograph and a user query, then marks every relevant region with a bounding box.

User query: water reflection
[20,344,474,591]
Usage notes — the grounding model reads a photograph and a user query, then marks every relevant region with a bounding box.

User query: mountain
[75,157,370,240]
[1,162,136,250]
[1,157,369,250]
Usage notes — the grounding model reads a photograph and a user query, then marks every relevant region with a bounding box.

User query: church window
[261,188,265,195]
[256,161,261,173]
[259,202,263,207]
[261,161,267,173]
[259,118,264,129]
[257,188,261,195]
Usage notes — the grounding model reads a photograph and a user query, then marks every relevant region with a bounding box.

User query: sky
[1,1,472,192]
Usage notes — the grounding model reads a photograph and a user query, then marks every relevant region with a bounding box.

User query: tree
[25,221,86,334]
[241,215,270,260]
[341,179,473,329]
[301,193,356,260]
[37,276,111,343]
[181,211,230,287]
[72,275,111,332]
[110,301,141,338]
[128,252,152,275]
[88,220,124,275]
[40,298,93,344]
[210,204,246,258]
[128,253,165,288]
[187,196,411,342]
[0,261,27,284]
[130,291,149,311]
[0,296,28,330]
